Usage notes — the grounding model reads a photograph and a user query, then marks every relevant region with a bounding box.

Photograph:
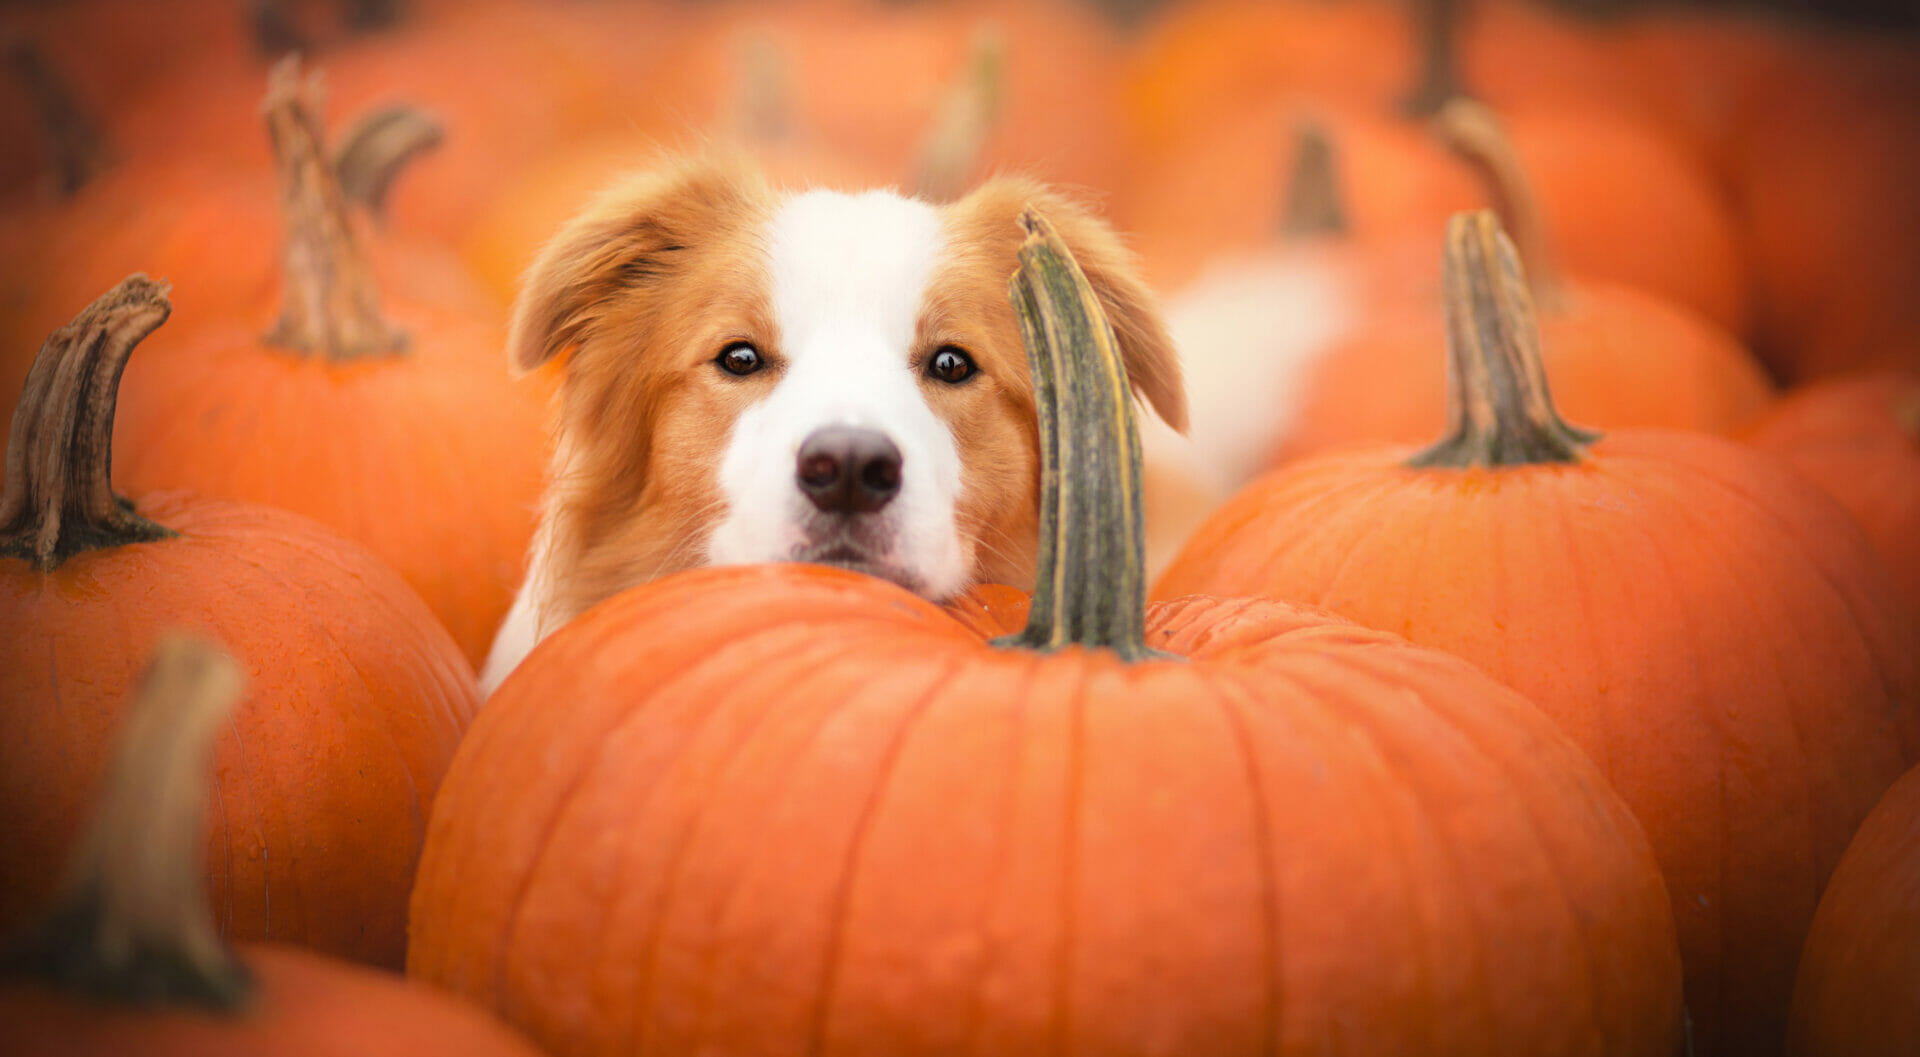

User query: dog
[480,153,1186,691]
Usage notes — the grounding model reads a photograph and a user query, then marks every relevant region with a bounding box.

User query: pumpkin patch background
[2,1,1915,1056]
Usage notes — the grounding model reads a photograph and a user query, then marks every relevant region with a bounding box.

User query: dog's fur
[481,154,1185,690]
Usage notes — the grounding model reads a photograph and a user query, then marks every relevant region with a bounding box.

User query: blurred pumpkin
[1,635,544,1057]
[0,275,479,968]
[1743,369,1920,620]
[1786,761,1920,1057]
[107,59,548,666]
[1155,210,1920,1057]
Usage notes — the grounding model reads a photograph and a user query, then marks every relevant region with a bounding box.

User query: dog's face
[510,154,1185,630]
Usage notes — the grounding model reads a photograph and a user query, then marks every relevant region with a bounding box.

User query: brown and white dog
[481,154,1186,690]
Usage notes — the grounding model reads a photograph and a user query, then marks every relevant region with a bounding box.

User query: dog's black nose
[796,426,902,515]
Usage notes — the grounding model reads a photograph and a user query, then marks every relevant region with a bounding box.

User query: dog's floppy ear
[506,153,769,374]
[955,178,1189,433]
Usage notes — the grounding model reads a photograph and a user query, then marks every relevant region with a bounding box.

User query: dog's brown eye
[717,342,763,376]
[927,346,976,384]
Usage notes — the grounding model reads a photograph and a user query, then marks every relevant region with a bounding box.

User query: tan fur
[509,154,1184,635]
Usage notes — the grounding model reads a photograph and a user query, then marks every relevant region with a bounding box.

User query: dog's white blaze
[706,189,970,596]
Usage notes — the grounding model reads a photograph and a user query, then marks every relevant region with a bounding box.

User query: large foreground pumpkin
[1154,211,1920,1057]
[0,276,479,969]
[407,214,1683,1056]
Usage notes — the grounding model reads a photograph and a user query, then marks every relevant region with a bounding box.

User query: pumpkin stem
[5,39,112,197]
[333,103,444,224]
[912,27,1005,202]
[1278,117,1346,239]
[1407,209,1600,469]
[262,55,407,361]
[0,276,178,571]
[1401,0,1469,118]
[733,30,795,144]
[1000,212,1169,661]
[1429,95,1569,310]
[0,635,254,1010]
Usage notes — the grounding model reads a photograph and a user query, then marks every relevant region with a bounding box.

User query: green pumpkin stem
[1,636,255,1010]
[1408,210,1600,470]
[0,276,177,570]
[262,55,407,361]
[1278,117,1346,240]
[1401,0,1468,118]
[1000,212,1168,661]
[332,103,444,224]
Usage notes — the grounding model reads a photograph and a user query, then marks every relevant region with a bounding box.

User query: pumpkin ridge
[614,626,929,1051]
[1655,453,1876,886]
[1344,646,1605,1043]
[1605,452,1813,1039]
[804,650,973,1054]
[1546,469,1615,778]
[1291,655,1494,1048]
[1208,667,1284,1053]
[1666,440,1917,741]
[1284,469,1429,614]
[957,648,1053,1053]
[234,545,432,846]
[1052,654,1090,1051]
[563,630,858,1046]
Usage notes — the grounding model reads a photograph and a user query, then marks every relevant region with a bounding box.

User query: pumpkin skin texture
[105,61,548,666]
[408,566,1683,1057]
[1154,213,1920,1057]
[0,277,479,970]
[407,212,1684,1057]
[0,636,542,1057]
[1742,370,1920,623]
[1786,762,1920,1057]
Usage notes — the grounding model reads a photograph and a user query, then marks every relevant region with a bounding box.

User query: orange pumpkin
[106,60,547,666]
[1786,761,1920,1057]
[1154,211,1920,1057]
[0,276,479,969]
[2,636,543,1057]
[407,212,1684,1057]
[1262,99,1772,465]
[1742,369,1920,621]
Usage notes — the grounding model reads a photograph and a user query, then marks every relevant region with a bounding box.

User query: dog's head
[512,153,1185,626]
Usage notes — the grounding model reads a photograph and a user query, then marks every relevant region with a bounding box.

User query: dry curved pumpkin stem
[0,275,177,570]
[263,55,407,361]
[333,103,445,223]
[1408,209,1600,470]
[0,635,253,1010]
[1278,117,1346,239]
[5,39,112,197]
[912,26,1005,202]
[1401,0,1468,118]
[732,30,795,145]
[1003,211,1168,660]
[1430,96,1569,310]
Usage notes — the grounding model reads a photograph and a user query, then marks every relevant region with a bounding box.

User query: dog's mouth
[793,535,924,595]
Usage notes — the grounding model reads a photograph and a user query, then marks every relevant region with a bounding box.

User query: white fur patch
[704,189,970,598]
